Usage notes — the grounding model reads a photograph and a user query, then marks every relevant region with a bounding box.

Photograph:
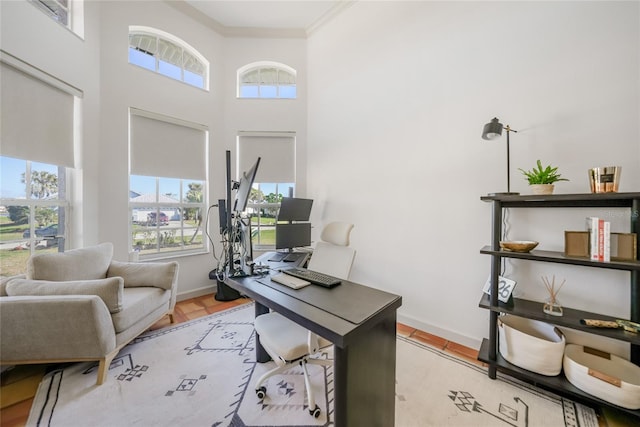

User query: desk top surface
[224,251,402,347]
[254,274,394,324]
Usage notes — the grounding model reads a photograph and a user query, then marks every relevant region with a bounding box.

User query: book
[598,218,605,262]
[586,216,611,262]
[586,217,600,261]
[603,220,611,262]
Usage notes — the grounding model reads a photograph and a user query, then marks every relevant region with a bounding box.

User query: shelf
[478,293,640,345]
[480,246,640,271]
[479,191,640,416]
[481,192,640,208]
[478,339,640,419]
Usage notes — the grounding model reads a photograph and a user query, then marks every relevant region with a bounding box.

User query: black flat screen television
[233,157,261,213]
[277,197,313,222]
[275,223,311,250]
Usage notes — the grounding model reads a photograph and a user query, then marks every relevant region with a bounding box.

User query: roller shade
[130,110,207,180]
[1,61,75,168]
[238,133,295,183]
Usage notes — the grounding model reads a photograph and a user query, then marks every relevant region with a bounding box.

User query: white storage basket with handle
[563,344,640,410]
[498,315,565,376]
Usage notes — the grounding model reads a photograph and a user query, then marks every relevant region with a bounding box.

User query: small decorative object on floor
[542,275,565,316]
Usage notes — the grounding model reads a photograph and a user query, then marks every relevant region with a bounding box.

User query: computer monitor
[275,223,312,251]
[233,157,261,213]
[277,197,313,222]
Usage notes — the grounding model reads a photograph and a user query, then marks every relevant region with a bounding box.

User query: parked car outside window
[23,224,61,247]
[23,224,59,239]
[147,212,169,226]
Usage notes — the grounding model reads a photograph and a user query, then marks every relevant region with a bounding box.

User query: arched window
[128,26,209,90]
[238,62,296,99]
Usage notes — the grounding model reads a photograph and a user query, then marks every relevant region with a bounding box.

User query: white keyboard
[271,273,310,289]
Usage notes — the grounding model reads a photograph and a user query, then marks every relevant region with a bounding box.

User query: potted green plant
[518,160,569,194]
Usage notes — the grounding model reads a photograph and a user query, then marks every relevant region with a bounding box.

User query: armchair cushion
[107,260,178,290]
[5,277,124,314]
[111,287,170,333]
[27,243,113,281]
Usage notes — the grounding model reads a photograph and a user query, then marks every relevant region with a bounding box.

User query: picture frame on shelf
[483,276,517,303]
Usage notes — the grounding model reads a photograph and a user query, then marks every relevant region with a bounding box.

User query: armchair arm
[1,274,25,296]
[0,295,116,362]
[6,277,124,314]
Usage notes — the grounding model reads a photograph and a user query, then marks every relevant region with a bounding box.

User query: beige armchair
[0,243,178,385]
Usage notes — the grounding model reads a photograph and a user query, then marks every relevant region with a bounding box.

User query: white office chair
[254,221,355,418]
[307,221,355,279]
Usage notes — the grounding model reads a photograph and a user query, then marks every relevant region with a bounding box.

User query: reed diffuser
[542,275,565,316]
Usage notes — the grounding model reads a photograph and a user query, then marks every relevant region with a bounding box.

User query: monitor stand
[209,270,242,301]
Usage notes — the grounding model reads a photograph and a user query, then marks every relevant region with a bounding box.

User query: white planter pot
[530,184,554,195]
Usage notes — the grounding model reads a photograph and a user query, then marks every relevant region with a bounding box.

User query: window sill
[139,248,208,262]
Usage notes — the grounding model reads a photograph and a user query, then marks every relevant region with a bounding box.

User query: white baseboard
[177,284,216,302]
[397,312,481,350]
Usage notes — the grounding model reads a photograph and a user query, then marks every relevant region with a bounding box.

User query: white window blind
[130,109,207,180]
[1,61,76,168]
[237,133,295,183]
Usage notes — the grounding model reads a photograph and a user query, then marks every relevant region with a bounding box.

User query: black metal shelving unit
[479,192,640,418]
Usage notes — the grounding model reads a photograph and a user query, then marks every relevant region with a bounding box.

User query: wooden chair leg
[96,350,118,385]
[168,311,175,323]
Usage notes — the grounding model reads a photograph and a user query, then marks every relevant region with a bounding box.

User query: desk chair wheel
[255,386,266,400]
[309,405,321,418]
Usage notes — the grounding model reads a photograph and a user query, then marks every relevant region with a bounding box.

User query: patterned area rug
[27,303,598,426]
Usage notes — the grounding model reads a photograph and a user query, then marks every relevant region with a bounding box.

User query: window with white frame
[128,26,209,90]
[238,62,296,99]
[0,158,68,263]
[0,53,79,277]
[29,0,84,37]
[30,0,70,26]
[237,132,296,248]
[129,109,208,258]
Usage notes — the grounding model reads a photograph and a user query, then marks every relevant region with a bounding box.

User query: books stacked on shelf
[586,217,610,262]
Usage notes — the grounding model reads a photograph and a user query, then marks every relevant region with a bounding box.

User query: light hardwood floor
[0,294,479,427]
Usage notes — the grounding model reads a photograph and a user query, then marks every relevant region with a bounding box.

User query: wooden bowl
[500,240,539,253]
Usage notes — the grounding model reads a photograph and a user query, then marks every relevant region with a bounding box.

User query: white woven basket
[498,315,565,376]
[564,344,640,409]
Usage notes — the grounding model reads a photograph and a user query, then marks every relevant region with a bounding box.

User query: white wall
[3,0,639,351]
[98,2,307,298]
[222,37,308,195]
[307,1,640,351]
[1,1,307,300]
[97,0,226,298]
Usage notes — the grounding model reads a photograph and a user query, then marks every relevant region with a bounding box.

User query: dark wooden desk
[224,252,402,426]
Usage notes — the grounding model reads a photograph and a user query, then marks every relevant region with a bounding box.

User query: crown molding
[165,0,354,39]
[306,1,356,36]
